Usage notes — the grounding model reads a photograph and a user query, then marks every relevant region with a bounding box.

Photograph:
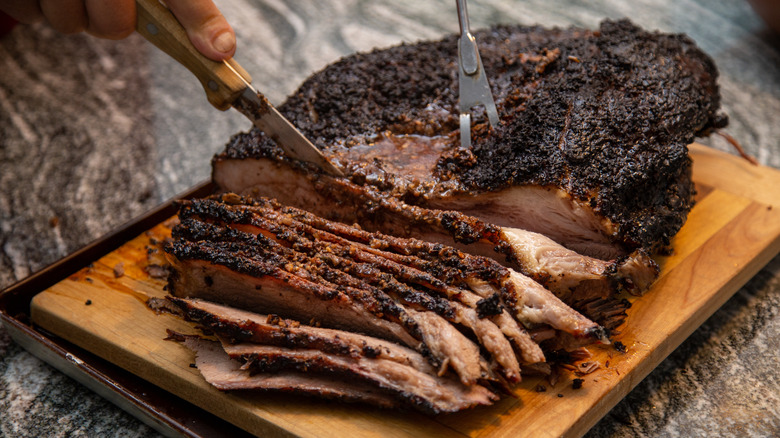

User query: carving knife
[135,0,344,177]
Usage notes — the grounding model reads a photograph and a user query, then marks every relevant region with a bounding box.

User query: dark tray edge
[0,181,252,438]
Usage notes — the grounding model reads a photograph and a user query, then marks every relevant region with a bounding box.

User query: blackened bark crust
[219,19,723,251]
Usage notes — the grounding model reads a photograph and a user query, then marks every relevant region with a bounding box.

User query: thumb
[165,0,236,61]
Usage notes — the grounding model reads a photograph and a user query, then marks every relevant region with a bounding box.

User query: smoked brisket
[214,19,724,258]
[154,18,728,414]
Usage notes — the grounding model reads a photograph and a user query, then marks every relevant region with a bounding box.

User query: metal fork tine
[456,0,499,149]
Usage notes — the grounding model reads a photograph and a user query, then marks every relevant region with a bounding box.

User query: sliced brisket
[162,308,497,414]
[175,335,402,409]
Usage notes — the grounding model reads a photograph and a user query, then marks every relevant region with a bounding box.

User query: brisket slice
[221,342,497,415]
[214,19,724,258]
[165,245,417,346]
[151,297,436,373]
[174,335,402,409]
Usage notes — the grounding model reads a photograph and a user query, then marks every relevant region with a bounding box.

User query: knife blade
[135,0,343,177]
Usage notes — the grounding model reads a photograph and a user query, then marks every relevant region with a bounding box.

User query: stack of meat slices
[153,299,498,414]
[152,193,615,413]
[232,175,660,330]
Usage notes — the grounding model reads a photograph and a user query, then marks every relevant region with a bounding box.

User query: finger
[0,0,44,24]
[165,0,236,61]
[84,0,135,40]
[39,0,87,34]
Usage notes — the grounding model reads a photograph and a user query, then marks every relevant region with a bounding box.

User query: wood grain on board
[30,145,780,438]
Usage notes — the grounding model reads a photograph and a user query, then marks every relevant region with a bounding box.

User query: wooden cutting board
[30,144,780,438]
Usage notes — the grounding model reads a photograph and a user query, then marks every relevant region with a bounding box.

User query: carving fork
[456,0,499,149]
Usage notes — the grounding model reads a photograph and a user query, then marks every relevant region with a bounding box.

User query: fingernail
[213,31,235,54]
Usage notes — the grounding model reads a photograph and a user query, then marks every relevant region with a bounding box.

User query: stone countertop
[1,0,778,436]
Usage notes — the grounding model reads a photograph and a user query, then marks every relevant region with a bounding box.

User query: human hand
[0,0,236,61]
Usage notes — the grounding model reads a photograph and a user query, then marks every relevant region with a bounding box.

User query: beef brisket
[173,334,404,409]
[214,19,724,258]
[150,17,727,416]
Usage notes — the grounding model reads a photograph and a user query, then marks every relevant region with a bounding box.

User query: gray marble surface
[1,0,778,436]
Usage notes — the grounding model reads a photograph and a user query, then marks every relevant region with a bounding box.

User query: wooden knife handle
[135,0,252,110]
